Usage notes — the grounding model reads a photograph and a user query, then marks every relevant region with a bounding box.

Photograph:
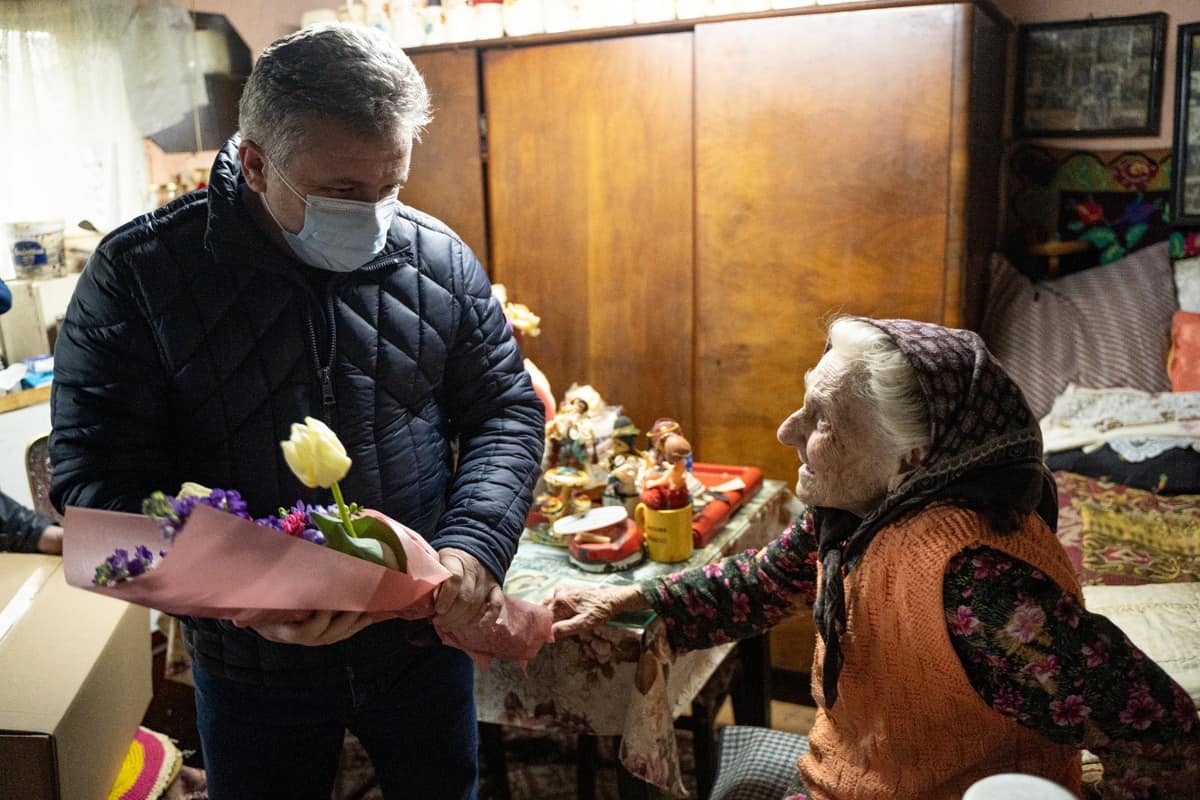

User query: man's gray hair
[827,317,931,457]
[238,23,432,166]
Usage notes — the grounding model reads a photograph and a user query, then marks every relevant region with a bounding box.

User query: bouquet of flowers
[62,418,552,665]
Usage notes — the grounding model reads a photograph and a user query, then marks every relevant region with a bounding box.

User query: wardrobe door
[406,49,489,266]
[484,33,695,434]
[694,5,966,478]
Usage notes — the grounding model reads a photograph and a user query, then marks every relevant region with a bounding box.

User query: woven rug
[333,727,699,800]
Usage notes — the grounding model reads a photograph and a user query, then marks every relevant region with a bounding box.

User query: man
[50,24,543,799]
[0,490,62,554]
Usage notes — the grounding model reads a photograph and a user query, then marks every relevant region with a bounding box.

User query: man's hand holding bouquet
[63,418,552,664]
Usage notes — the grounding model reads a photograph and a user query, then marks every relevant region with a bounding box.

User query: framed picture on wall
[1173,22,1200,226]
[1014,13,1167,138]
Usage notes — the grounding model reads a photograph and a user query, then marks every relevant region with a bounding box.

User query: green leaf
[311,511,387,566]
[1125,222,1148,249]
[1101,244,1126,264]
[350,515,407,573]
[1080,227,1118,248]
[1067,221,1085,233]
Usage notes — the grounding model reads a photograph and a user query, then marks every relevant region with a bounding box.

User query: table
[476,479,791,796]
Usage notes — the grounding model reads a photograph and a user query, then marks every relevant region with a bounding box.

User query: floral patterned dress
[641,513,1200,800]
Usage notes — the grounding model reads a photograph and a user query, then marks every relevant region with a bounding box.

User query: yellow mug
[636,502,694,563]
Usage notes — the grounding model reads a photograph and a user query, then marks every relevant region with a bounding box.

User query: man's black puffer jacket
[49,137,544,685]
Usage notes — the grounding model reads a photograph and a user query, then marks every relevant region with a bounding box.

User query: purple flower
[199,489,250,518]
[1119,693,1163,731]
[1003,600,1046,644]
[1082,637,1109,667]
[1049,694,1091,726]
[947,606,981,637]
[93,545,158,586]
[991,686,1024,718]
[1054,594,1081,628]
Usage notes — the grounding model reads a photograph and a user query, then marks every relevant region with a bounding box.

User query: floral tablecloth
[476,479,791,795]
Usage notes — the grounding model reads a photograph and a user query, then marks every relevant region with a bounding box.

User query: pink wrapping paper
[62,504,552,665]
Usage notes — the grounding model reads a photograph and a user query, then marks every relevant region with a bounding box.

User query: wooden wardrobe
[404,0,1008,481]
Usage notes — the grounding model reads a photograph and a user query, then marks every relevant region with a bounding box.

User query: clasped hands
[237,547,505,647]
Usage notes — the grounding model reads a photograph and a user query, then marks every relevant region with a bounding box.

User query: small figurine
[545,396,597,470]
[640,420,692,511]
[531,467,593,545]
[604,415,643,514]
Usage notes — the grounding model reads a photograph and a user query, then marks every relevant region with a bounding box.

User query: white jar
[604,0,635,27]
[474,3,505,38]
[634,0,676,23]
[574,1,607,29]
[705,0,741,14]
[503,0,545,37]
[542,0,573,32]
[363,0,391,33]
[421,5,447,44]
[444,4,476,40]
[390,6,426,48]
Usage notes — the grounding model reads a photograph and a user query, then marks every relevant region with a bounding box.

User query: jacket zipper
[304,254,406,427]
[306,294,339,427]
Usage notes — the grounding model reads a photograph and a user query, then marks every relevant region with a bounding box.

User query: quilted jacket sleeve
[433,240,544,581]
[0,491,52,553]
[49,248,176,513]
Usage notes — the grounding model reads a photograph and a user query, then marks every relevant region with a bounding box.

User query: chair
[708,726,809,800]
[24,433,59,521]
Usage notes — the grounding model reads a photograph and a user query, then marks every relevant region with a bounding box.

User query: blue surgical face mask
[261,160,397,272]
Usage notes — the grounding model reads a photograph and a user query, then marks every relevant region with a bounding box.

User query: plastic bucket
[7,221,65,280]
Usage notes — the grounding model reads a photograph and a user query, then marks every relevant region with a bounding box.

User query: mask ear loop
[258,154,307,236]
[266,157,308,205]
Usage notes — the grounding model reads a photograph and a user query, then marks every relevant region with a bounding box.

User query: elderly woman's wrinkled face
[776,351,902,517]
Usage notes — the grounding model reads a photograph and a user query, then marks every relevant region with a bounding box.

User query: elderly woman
[549,318,1200,800]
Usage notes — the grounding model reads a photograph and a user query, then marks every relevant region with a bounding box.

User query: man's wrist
[36,525,63,554]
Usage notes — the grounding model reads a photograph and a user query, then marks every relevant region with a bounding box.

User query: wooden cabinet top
[405,0,1010,57]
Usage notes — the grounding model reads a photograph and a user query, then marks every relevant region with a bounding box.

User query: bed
[982,144,1200,794]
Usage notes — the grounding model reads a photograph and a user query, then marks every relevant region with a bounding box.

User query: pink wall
[196,0,327,56]
[992,0,1199,151]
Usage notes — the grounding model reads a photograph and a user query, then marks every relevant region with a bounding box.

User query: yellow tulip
[280,417,352,489]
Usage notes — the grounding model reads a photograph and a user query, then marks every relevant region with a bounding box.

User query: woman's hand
[545,584,649,639]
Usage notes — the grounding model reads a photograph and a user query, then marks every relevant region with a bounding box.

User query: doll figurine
[545,396,595,470]
[604,416,643,514]
[640,424,692,511]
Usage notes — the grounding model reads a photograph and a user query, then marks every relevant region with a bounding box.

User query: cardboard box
[0,554,151,800]
[0,275,80,366]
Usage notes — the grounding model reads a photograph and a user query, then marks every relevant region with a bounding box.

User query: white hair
[827,317,931,457]
[238,23,431,166]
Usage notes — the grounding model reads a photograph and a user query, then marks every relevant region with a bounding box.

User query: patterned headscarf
[812,319,1056,709]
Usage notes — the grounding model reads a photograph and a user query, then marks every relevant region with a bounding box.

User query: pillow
[1171,310,1200,392]
[1175,255,1200,313]
[1053,471,1200,586]
[1081,581,1200,706]
[980,242,1176,418]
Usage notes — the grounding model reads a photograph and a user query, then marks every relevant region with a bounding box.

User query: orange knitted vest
[801,505,1083,800]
